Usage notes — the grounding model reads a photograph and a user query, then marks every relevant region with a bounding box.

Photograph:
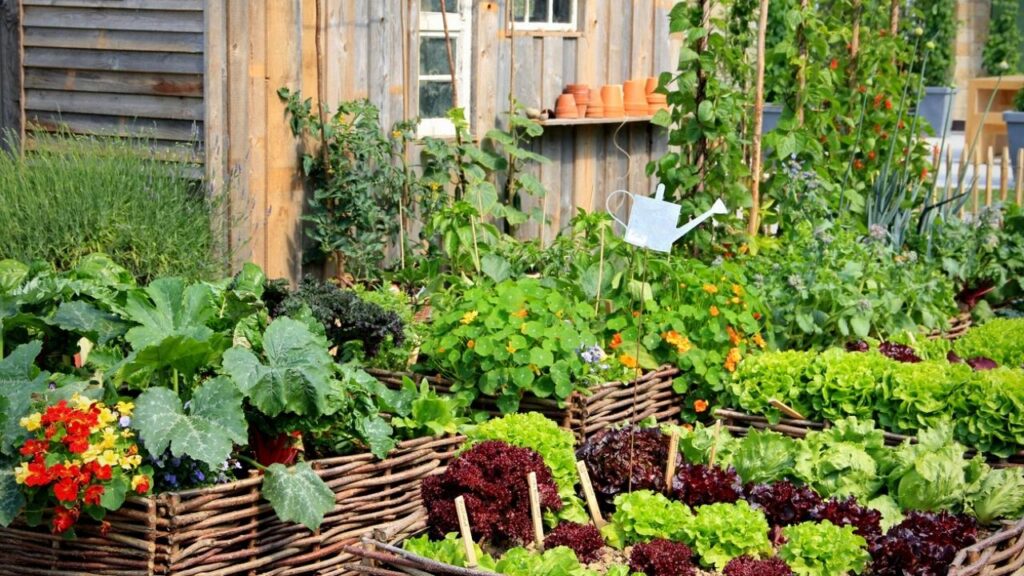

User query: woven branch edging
[340,513,1024,576]
[368,365,683,443]
[714,408,1024,467]
[927,311,973,341]
[0,434,466,576]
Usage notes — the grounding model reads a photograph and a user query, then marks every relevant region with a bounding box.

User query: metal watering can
[606,184,729,253]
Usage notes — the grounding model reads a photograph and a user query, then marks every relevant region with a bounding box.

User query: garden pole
[748,0,769,236]
[889,0,900,36]
[850,0,862,85]
[797,0,808,125]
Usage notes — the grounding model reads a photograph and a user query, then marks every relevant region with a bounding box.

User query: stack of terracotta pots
[624,79,648,116]
[645,76,668,114]
[555,93,578,119]
[602,84,625,118]
[587,87,604,118]
[565,84,590,117]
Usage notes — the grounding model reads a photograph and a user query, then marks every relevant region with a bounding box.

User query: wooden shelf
[537,115,656,126]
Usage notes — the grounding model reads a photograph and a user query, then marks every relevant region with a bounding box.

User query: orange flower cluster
[609,333,623,350]
[663,330,693,354]
[14,395,151,534]
[724,347,742,372]
[726,326,743,346]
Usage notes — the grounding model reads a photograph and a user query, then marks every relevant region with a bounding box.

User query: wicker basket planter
[369,366,683,443]
[0,435,465,576]
[948,517,1024,576]
[928,311,973,341]
[715,408,1024,467]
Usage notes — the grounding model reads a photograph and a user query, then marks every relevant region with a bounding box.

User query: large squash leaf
[48,301,128,345]
[0,459,24,527]
[132,377,247,468]
[0,341,48,456]
[222,317,333,417]
[262,462,334,531]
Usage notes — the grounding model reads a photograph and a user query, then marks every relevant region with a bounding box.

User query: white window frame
[418,2,473,138]
[510,0,578,32]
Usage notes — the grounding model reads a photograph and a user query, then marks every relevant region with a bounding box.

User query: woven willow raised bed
[369,366,683,443]
[344,515,1024,576]
[714,409,1024,467]
[0,435,464,576]
[928,311,973,340]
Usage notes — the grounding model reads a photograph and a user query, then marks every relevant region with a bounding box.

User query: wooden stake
[1002,146,1011,201]
[576,461,606,528]
[527,472,544,550]
[1017,148,1024,205]
[972,153,980,214]
[889,0,900,35]
[985,146,994,206]
[769,398,806,420]
[944,147,954,217]
[664,429,680,490]
[708,420,723,467]
[454,496,477,568]
[747,0,770,235]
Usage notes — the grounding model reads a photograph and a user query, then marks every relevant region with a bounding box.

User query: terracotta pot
[645,76,659,94]
[601,84,624,107]
[587,105,604,118]
[647,93,668,115]
[555,93,579,118]
[589,87,604,108]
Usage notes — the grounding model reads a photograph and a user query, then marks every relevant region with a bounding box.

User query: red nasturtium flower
[868,150,876,161]
[829,59,839,70]
[694,399,709,413]
[609,333,623,350]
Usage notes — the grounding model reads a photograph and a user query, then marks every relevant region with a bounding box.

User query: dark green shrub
[913,0,957,85]
[0,133,223,282]
[983,0,1022,75]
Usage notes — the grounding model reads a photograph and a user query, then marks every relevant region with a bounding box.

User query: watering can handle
[605,189,632,228]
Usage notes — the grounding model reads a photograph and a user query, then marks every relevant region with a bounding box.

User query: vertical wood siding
[0,0,21,148]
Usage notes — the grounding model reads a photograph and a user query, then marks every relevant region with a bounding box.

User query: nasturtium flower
[19,412,41,432]
[609,333,623,350]
[619,354,638,369]
[115,401,134,417]
[703,284,719,294]
[97,450,120,468]
[71,394,93,411]
[710,306,720,317]
[511,307,528,319]
[460,310,479,325]
[694,399,709,413]
[752,333,767,349]
[506,341,517,354]
[14,462,31,484]
[663,331,693,354]
[724,347,742,372]
[466,339,475,349]
[131,474,151,494]
[726,326,743,346]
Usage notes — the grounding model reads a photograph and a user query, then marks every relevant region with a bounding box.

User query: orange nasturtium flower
[726,326,743,346]
[732,284,743,296]
[619,354,638,369]
[663,330,693,354]
[694,399,709,413]
[466,339,475,349]
[752,333,767,349]
[609,333,623,350]
[724,347,742,372]
[511,307,528,319]
[702,284,719,294]
[710,305,720,317]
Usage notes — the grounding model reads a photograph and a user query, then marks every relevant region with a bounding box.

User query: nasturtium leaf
[497,393,521,414]
[262,462,335,531]
[49,301,128,344]
[0,341,48,456]
[222,317,334,417]
[99,475,128,511]
[0,462,25,527]
[132,377,247,468]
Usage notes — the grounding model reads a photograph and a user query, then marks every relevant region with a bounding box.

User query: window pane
[530,0,548,22]
[553,0,573,23]
[420,81,454,118]
[420,37,455,76]
[511,0,528,21]
[421,0,457,12]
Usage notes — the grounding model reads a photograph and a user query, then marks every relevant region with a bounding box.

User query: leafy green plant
[728,349,819,421]
[404,532,497,570]
[729,430,797,485]
[684,501,773,570]
[983,0,1022,75]
[421,277,614,412]
[953,318,1024,368]
[603,490,692,548]
[279,92,414,278]
[793,418,886,501]
[649,0,751,248]
[779,520,870,576]
[0,133,223,283]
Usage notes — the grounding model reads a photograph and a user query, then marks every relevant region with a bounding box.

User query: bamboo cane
[1002,146,1010,201]
[748,0,770,235]
[985,146,994,206]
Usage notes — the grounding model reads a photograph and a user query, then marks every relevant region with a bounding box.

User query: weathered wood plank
[23,27,203,53]
[263,0,304,282]
[28,110,200,141]
[205,0,228,220]
[367,0,388,116]
[23,6,204,32]
[25,48,203,74]
[324,0,341,105]
[382,0,404,129]
[24,68,202,97]
[351,0,369,100]
[25,89,203,120]
[226,0,253,270]
[539,36,563,242]
[631,0,654,78]
[0,0,21,147]
[23,0,202,10]
[473,0,500,137]
[573,0,602,213]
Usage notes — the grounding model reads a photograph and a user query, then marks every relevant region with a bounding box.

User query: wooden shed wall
[18,0,204,154]
[0,0,21,147]
[215,0,679,278]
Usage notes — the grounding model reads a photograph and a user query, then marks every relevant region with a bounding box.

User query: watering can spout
[673,198,729,241]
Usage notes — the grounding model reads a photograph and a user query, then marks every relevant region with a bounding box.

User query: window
[418,0,472,138]
[510,0,578,31]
